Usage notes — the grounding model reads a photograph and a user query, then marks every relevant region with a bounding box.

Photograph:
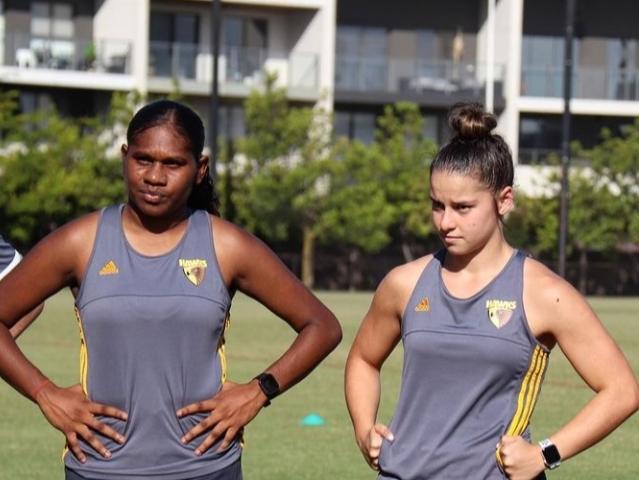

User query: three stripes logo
[414,297,430,312]
[98,260,119,276]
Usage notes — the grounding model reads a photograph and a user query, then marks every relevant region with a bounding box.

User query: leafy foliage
[0,91,131,247]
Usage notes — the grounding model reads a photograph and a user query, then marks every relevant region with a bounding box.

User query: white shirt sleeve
[0,250,22,281]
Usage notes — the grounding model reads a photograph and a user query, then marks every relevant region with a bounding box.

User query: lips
[140,189,164,204]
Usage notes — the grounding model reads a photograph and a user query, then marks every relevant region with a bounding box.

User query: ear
[195,155,209,185]
[496,186,514,217]
[121,144,128,178]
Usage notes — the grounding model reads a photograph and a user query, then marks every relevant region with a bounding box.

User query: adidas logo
[99,260,119,276]
[415,297,430,312]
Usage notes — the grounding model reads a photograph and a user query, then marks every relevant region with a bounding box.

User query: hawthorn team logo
[486,299,517,328]
[179,258,208,286]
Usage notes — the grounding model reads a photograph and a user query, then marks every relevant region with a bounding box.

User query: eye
[431,200,443,211]
[456,204,472,212]
[135,157,152,165]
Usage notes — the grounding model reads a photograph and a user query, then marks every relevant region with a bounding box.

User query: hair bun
[448,102,496,139]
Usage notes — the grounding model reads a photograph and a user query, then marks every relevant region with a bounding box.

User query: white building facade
[1,0,638,175]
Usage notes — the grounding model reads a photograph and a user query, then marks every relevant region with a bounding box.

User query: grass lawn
[0,291,637,479]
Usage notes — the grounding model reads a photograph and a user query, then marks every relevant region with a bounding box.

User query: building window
[222,16,267,83]
[150,11,200,79]
[31,2,73,39]
[335,26,387,91]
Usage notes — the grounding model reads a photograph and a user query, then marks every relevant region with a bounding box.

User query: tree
[513,170,623,293]
[0,91,133,247]
[233,74,331,287]
[374,103,438,261]
[581,123,639,243]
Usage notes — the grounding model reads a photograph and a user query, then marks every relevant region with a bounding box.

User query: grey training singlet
[378,250,549,480]
[65,205,241,479]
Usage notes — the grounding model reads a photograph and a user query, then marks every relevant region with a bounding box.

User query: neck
[444,230,513,274]
[124,203,190,235]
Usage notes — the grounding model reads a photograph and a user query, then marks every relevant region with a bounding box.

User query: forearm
[0,325,50,401]
[549,381,639,462]
[10,303,44,339]
[262,318,341,393]
[345,353,382,445]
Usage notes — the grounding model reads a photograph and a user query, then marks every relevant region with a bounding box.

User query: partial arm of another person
[498,259,639,480]
[178,217,342,454]
[345,258,427,470]
[0,248,45,338]
[0,216,128,463]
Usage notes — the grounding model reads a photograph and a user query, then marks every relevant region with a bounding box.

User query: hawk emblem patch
[179,258,208,286]
[486,299,517,329]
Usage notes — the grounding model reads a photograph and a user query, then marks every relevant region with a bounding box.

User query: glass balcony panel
[335,54,503,97]
[147,42,318,93]
[4,32,131,73]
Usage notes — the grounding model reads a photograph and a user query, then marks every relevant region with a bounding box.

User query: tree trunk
[348,247,362,291]
[399,226,414,263]
[578,247,588,294]
[301,226,315,288]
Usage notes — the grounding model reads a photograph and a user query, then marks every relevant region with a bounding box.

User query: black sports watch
[539,438,561,470]
[254,372,280,406]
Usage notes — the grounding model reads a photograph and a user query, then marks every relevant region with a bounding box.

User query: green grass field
[1,291,637,479]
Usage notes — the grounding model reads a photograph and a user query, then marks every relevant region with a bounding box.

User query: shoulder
[372,254,435,317]
[523,256,580,305]
[209,215,264,255]
[522,256,592,338]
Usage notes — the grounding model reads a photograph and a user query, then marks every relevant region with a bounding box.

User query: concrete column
[133,0,150,95]
[499,0,524,163]
[317,0,335,111]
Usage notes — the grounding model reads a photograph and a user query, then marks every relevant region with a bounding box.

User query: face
[430,170,513,256]
[121,123,208,220]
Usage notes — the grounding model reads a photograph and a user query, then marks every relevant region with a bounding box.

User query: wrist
[31,378,52,403]
[253,372,280,407]
[539,438,562,470]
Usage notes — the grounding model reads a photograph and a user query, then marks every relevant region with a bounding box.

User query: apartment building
[0,0,334,138]
[1,0,638,175]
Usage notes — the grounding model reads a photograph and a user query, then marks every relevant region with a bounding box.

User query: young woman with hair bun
[345,102,638,479]
[0,99,342,479]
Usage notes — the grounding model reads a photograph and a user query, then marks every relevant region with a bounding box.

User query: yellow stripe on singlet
[61,308,90,462]
[217,313,231,384]
[506,345,549,436]
[74,307,89,394]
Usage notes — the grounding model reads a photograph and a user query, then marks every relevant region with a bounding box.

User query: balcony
[521,65,639,101]
[147,42,319,101]
[0,33,134,90]
[334,55,505,107]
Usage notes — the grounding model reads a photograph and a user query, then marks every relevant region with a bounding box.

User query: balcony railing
[335,55,505,96]
[521,65,639,100]
[148,42,319,92]
[3,33,132,74]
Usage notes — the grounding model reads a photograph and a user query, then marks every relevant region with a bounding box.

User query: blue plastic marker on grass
[301,413,326,426]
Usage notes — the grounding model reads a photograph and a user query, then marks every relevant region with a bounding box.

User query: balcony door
[222,16,267,83]
[150,12,199,79]
[30,2,74,69]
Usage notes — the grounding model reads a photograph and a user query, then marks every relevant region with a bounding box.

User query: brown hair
[430,102,513,193]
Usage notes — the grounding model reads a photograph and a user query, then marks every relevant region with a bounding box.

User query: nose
[144,162,167,186]
[439,207,455,232]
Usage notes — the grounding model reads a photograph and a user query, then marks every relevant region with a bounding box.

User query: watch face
[258,373,280,399]
[543,444,561,465]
